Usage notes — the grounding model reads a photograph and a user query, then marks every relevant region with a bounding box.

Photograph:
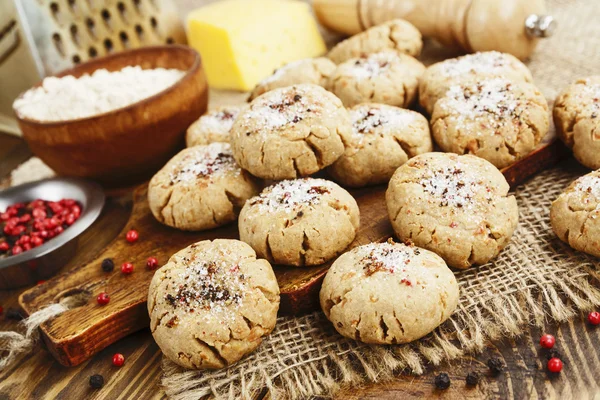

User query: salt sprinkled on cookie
[199,108,239,133]
[169,143,238,184]
[359,242,421,281]
[350,52,396,80]
[259,59,306,85]
[248,178,333,213]
[418,163,493,209]
[574,174,600,202]
[442,78,522,130]
[244,87,312,131]
[439,51,519,78]
[352,106,417,138]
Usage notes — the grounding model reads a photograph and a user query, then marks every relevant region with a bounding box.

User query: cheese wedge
[187,0,326,91]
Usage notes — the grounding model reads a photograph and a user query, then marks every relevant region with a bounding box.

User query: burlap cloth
[158,0,600,399]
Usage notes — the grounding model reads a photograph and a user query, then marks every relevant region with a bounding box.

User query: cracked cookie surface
[327,51,425,108]
[148,239,280,369]
[553,76,600,169]
[419,51,532,115]
[148,143,260,231]
[186,106,242,147]
[230,84,353,180]
[238,178,360,266]
[327,19,422,64]
[248,57,336,101]
[319,240,458,344]
[386,153,518,269]
[431,77,549,169]
[551,170,600,257]
[327,103,432,187]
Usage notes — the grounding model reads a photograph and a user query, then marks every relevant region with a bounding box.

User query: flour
[13,66,185,122]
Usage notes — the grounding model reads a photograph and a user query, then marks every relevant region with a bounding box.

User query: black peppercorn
[465,372,480,386]
[89,374,104,389]
[5,308,23,321]
[434,372,451,390]
[101,258,114,272]
[546,349,562,361]
[487,357,504,375]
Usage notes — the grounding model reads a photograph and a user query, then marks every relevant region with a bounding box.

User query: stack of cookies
[145,18,569,370]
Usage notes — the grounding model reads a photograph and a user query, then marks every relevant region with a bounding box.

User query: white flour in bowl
[13,66,185,122]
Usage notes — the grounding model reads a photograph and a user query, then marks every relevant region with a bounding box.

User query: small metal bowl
[0,178,105,289]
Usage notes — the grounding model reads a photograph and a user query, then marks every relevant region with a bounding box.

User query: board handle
[313,0,556,59]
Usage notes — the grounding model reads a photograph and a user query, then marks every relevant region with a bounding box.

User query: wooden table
[1,132,600,399]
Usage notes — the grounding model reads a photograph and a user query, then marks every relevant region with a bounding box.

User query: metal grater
[0,0,186,135]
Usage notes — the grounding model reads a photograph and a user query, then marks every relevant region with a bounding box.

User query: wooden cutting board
[18,138,569,367]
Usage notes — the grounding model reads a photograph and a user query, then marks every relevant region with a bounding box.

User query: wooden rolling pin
[313,0,556,59]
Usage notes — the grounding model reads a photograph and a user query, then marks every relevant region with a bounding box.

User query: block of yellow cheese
[187,0,326,91]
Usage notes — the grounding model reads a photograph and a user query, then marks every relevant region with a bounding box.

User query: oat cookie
[186,106,241,147]
[386,153,518,269]
[320,240,459,344]
[148,143,260,231]
[148,239,280,369]
[327,19,422,64]
[248,58,336,101]
[419,51,533,115]
[551,170,600,257]
[431,78,549,169]
[554,76,600,169]
[327,104,432,187]
[230,84,353,180]
[239,178,360,266]
[328,51,425,108]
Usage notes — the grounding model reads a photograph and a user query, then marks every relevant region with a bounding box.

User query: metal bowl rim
[0,177,105,270]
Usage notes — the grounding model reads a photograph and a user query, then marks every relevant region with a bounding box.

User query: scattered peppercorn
[125,229,139,243]
[434,373,451,390]
[89,374,104,389]
[97,292,110,305]
[546,349,562,360]
[547,357,563,373]
[5,308,23,321]
[112,353,125,367]
[121,262,134,274]
[588,311,600,325]
[540,334,555,349]
[465,372,480,386]
[101,258,115,272]
[146,256,158,270]
[487,357,504,375]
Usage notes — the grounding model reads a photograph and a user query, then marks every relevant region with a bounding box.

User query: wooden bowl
[14,45,208,188]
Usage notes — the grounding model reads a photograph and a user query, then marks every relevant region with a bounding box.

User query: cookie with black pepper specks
[148,239,280,369]
[320,240,458,344]
[431,77,548,169]
[238,178,359,266]
[148,143,259,231]
[186,106,242,147]
[230,84,353,180]
[386,152,518,269]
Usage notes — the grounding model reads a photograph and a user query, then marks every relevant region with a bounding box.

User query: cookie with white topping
[248,58,336,101]
[320,240,459,344]
[230,84,353,180]
[186,106,241,147]
[327,51,425,108]
[327,103,432,187]
[551,170,600,257]
[238,178,360,266]
[431,77,549,169]
[327,19,422,64]
[148,239,280,369]
[386,153,518,269]
[148,143,260,231]
[419,51,533,115]
[553,76,600,169]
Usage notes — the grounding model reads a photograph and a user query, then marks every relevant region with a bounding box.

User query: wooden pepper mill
[312,0,556,59]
